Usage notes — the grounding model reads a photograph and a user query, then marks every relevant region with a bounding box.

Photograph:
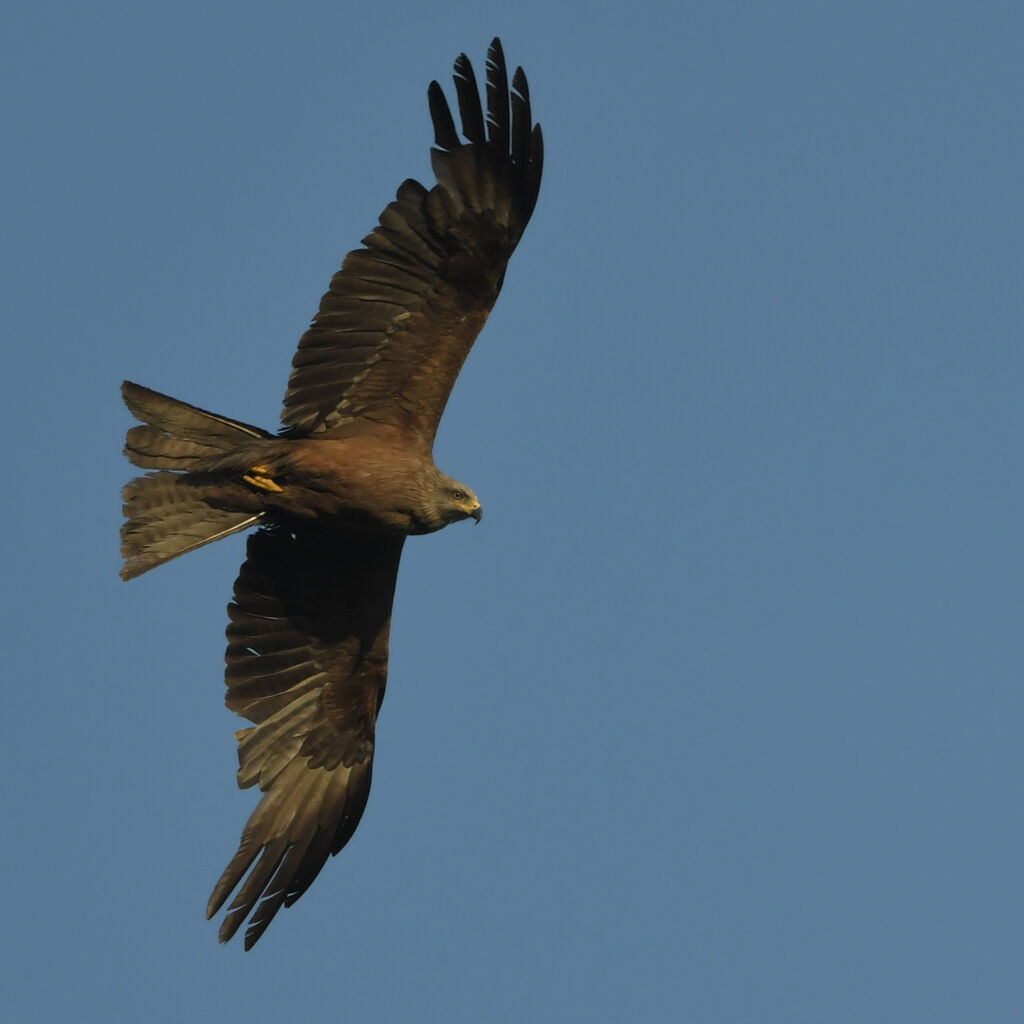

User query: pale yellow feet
[242,465,283,493]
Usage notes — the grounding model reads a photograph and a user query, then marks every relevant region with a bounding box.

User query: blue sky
[4,1,1023,1020]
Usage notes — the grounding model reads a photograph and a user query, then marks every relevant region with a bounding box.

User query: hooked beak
[470,504,483,524]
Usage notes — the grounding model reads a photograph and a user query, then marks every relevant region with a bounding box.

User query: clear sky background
[4,1,1023,1021]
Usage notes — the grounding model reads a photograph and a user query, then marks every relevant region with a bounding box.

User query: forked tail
[120,381,271,580]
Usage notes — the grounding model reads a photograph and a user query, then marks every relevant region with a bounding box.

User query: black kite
[120,39,542,949]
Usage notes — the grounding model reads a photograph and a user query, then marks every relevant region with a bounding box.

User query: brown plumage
[120,39,542,949]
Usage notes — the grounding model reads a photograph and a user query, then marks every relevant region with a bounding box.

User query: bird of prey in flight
[120,38,542,949]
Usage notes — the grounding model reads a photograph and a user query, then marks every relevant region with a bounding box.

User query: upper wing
[280,37,543,444]
[206,525,404,949]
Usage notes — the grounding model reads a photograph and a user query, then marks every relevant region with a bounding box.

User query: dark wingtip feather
[428,80,459,151]
[526,123,544,218]
[453,52,485,144]
[510,66,532,164]
[485,38,509,152]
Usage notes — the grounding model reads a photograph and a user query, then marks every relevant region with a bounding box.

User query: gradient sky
[4,1,1023,1021]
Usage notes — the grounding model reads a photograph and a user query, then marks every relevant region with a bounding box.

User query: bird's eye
[452,489,465,501]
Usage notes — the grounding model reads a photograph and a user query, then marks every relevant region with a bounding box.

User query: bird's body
[119,39,541,948]
[127,420,478,533]
[262,435,481,534]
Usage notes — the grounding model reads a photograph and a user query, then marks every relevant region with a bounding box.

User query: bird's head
[435,472,483,527]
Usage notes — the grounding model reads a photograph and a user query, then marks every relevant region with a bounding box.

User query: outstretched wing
[281,37,543,444]
[206,526,404,949]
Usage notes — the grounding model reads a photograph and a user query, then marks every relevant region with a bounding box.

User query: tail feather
[121,474,261,580]
[122,381,270,469]
[120,382,270,580]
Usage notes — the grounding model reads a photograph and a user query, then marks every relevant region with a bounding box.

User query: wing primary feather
[524,125,544,224]
[240,842,311,949]
[453,53,486,144]
[218,838,289,944]
[208,837,262,923]
[485,38,510,153]
[283,826,336,904]
[511,66,533,166]
[428,81,460,150]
